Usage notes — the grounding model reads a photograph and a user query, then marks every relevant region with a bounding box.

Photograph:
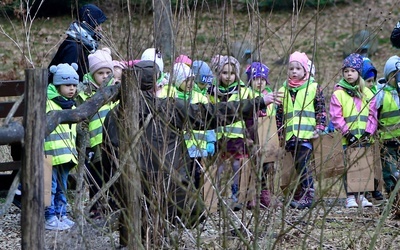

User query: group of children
[44,44,400,230]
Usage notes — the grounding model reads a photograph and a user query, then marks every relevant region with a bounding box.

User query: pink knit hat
[88,47,114,74]
[113,60,127,69]
[289,51,309,72]
[175,54,192,66]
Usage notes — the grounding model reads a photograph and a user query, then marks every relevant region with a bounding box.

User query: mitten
[206,142,215,156]
[345,132,357,146]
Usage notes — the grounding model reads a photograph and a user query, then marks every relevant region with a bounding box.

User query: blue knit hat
[49,63,79,85]
[342,53,363,73]
[245,62,269,83]
[192,60,213,85]
[361,57,377,81]
[78,4,107,30]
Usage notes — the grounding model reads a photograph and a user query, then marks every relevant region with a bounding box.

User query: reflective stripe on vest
[183,91,210,150]
[89,105,112,147]
[215,87,253,139]
[379,91,400,140]
[333,87,373,145]
[279,82,317,141]
[44,100,78,165]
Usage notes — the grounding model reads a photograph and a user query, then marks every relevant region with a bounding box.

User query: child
[276,51,326,209]
[330,53,377,208]
[375,55,400,196]
[112,60,127,85]
[76,47,116,218]
[141,48,173,98]
[362,57,378,92]
[45,63,80,230]
[172,62,214,188]
[361,57,383,201]
[192,60,214,96]
[209,55,253,210]
[245,62,282,209]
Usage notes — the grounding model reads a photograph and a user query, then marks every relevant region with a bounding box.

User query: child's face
[93,68,112,86]
[288,61,306,80]
[364,77,375,88]
[113,67,123,85]
[220,64,236,86]
[387,71,398,87]
[58,84,77,99]
[343,67,359,84]
[251,77,267,92]
[179,77,194,92]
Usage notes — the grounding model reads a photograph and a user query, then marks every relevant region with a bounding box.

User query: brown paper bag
[278,150,296,190]
[346,146,375,193]
[44,155,53,207]
[238,158,256,203]
[312,132,345,180]
[257,116,280,163]
[202,161,219,213]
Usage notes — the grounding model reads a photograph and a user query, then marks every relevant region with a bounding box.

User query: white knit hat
[172,63,194,88]
[141,48,164,72]
[88,47,114,74]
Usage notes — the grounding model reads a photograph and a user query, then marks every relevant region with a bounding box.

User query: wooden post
[21,68,47,250]
[119,69,142,248]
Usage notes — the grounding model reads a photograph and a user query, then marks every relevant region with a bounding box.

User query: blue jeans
[45,162,73,220]
[288,144,314,189]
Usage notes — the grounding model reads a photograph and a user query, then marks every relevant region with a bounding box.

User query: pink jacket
[329,86,378,135]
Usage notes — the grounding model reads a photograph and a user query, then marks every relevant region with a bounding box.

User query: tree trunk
[119,69,143,249]
[21,69,47,250]
[153,0,174,60]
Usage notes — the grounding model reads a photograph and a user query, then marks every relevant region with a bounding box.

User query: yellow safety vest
[379,90,400,140]
[211,86,254,140]
[44,100,78,166]
[279,82,318,141]
[333,87,374,145]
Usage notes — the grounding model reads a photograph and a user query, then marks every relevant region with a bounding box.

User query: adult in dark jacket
[102,60,282,230]
[48,4,107,82]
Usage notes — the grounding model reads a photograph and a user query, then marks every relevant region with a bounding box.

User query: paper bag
[312,132,345,180]
[346,146,375,193]
[238,158,256,204]
[257,116,280,163]
[278,150,296,190]
[44,155,53,206]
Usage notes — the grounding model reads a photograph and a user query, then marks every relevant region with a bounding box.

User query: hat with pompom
[141,48,164,72]
[88,47,113,74]
[245,62,269,83]
[342,53,363,73]
[175,54,192,66]
[173,63,194,88]
[49,63,79,85]
[192,60,213,85]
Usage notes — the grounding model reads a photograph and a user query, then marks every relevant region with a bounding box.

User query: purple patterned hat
[342,53,363,73]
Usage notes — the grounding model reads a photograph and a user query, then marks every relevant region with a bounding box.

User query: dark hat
[342,53,363,73]
[78,4,107,29]
[133,60,161,90]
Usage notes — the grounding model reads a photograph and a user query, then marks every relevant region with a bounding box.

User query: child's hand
[345,132,357,146]
[263,92,284,105]
[311,129,322,139]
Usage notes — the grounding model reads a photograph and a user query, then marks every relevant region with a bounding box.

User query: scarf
[336,78,362,98]
[47,84,75,109]
[288,75,309,88]
[283,77,314,92]
[66,21,98,53]
[176,89,190,101]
